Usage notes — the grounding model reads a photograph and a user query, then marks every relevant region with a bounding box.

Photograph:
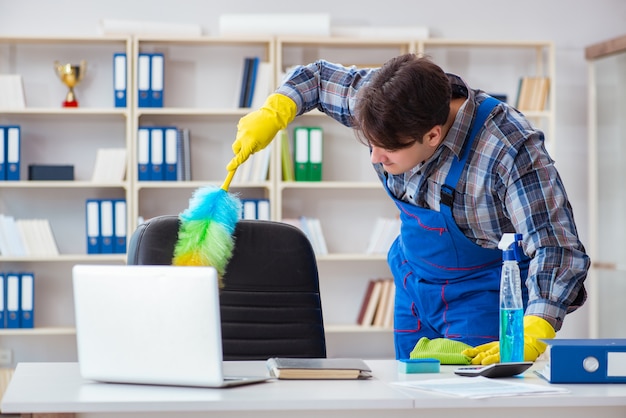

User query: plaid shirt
[277,60,589,331]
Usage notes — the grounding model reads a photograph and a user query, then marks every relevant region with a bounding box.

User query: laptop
[72,264,271,388]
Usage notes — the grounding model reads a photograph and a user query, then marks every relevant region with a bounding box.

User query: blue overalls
[384,97,529,359]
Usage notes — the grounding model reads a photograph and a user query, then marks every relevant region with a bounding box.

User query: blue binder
[5,273,20,328]
[538,339,626,383]
[245,57,260,107]
[19,272,34,328]
[0,273,5,328]
[113,53,127,108]
[113,199,127,254]
[150,53,164,107]
[85,199,101,254]
[5,125,20,181]
[150,127,164,181]
[137,53,151,108]
[164,126,178,181]
[137,127,151,181]
[0,126,6,180]
[99,199,114,254]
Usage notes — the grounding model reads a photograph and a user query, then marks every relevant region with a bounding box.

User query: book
[0,75,26,109]
[279,130,295,181]
[516,76,550,111]
[266,357,372,380]
[359,279,384,326]
[356,280,376,325]
[91,148,127,182]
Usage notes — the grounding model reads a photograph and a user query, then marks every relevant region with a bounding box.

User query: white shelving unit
[131,36,275,228]
[0,35,556,363]
[0,36,132,364]
[585,34,626,338]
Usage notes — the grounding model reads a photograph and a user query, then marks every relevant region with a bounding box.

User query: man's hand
[226,93,296,171]
[461,315,556,365]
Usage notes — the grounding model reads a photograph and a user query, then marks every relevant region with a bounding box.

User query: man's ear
[424,125,444,148]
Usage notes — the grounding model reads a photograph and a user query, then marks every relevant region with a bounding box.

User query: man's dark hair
[354,54,451,150]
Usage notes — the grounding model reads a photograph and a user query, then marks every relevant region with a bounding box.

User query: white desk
[2,360,626,418]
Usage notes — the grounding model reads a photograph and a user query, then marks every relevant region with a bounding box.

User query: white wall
[1,0,625,338]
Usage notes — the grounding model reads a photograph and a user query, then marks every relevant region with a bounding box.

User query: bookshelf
[1,35,556,363]
[585,34,626,338]
[0,36,132,365]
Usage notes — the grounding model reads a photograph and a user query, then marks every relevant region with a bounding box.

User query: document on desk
[392,377,569,399]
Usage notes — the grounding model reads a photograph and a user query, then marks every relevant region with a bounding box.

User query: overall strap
[440,96,500,214]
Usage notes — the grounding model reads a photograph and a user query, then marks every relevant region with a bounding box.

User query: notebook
[72,264,271,388]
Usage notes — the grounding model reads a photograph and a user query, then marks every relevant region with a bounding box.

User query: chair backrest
[127,215,327,360]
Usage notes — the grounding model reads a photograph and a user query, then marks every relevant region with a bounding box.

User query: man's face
[370,133,439,176]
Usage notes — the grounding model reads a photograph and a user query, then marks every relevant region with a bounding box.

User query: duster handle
[221,170,236,191]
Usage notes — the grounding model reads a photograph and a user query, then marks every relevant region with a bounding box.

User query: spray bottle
[498,233,524,363]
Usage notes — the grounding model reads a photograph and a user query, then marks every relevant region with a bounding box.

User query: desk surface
[2,360,626,418]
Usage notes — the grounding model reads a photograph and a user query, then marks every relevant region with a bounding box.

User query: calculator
[454,362,533,378]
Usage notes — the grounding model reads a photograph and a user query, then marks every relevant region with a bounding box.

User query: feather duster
[173,171,240,287]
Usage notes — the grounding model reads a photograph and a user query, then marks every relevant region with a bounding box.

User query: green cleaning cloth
[409,337,472,365]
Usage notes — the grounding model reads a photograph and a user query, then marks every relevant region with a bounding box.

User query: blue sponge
[397,358,440,374]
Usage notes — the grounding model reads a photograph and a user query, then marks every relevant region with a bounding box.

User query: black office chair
[127,215,327,360]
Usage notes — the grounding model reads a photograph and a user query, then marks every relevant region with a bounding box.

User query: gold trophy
[54,60,87,107]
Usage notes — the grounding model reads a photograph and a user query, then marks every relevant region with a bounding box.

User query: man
[227,54,589,364]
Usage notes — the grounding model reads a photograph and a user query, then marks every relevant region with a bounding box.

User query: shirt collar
[441,74,477,160]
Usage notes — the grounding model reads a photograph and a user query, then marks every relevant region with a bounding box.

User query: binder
[19,272,34,328]
[6,125,20,181]
[85,199,101,254]
[238,57,252,108]
[150,53,164,107]
[5,273,20,328]
[0,126,5,180]
[149,127,164,180]
[176,128,191,181]
[294,127,309,181]
[308,127,323,181]
[245,57,260,107]
[0,273,5,328]
[257,199,270,221]
[99,199,114,254]
[137,127,151,181]
[137,53,151,107]
[113,52,127,108]
[537,339,626,383]
[242,199,257,220]
[164,126,178,181]
[113,199,127,254]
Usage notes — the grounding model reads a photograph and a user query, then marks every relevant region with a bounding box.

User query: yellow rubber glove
[226,93,297,171]
[461,315,556,365]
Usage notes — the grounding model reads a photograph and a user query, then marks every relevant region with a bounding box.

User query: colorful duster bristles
[173,185,241,287]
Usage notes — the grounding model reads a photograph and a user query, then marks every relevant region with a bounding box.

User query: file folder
[137,127,151,181]
[242,199,257,220]
[537,339,626,383]
[150,53,164,107]
[113,53,127,108]
[137,53,151,108]
[99,199,114,254]
[294,127,309,181]
[6,125,20,181]
[164,126,178,181]
[245,57,260,107]
[113,199,127,254]
[0,273,5,328]
[0,126,5,180]
[308,127,323,181]
[257,199,270,221]
[150,127,164,180]
[5,273,20,328]
[19,272,34,328]
[86,199,101,254]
